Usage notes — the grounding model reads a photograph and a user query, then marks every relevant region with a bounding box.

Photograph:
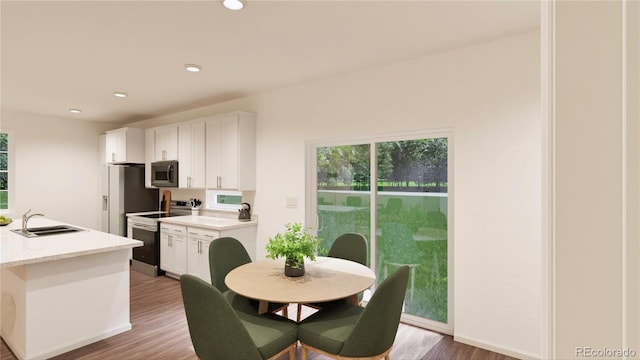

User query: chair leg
[297,303,302,322]
[282,307,288,318]
[288,344,295,360]
[410,266,415,302]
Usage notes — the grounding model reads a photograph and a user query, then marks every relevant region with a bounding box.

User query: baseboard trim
[31,323,132,360]
[2,326,132,360]
[1,336,26,360]
[454,333,540,360]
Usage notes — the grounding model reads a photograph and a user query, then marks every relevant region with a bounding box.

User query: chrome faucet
[22,209,44,234]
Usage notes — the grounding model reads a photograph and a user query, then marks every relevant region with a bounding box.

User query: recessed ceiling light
[222,0,244,11]
[113,92,128,98]
[69,108,82,114]
[184,64,202,73]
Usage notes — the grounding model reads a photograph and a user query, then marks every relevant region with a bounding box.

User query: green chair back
[327,233,367,266]
[340,265,409,357]
[209,237,252,293]
[180,274,263,360]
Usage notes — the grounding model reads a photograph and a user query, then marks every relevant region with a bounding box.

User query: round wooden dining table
[225,256,375,314]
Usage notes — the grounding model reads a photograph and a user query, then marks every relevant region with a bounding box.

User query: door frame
[305,128,454,334]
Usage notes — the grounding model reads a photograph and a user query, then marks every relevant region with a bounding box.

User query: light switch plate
[285,197,298,209]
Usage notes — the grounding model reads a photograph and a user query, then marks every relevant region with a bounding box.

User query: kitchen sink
[11,225,86,238]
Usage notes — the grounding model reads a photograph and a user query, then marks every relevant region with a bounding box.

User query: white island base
[1,249,132,360]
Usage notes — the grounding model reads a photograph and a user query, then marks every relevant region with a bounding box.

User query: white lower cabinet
[186,227,219,283]
[160,221,258,281]
[160,224,187,276]
[126,218,134,260]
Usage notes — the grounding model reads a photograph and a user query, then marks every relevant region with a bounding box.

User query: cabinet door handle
[198,240,202,254]
[111,152,116,162]
[168,235,173,246]
[204,234,215,238]
[217,176,221,188]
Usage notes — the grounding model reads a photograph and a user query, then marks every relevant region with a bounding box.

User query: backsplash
[156,188,256,221]
[162,188,205,206]
[199,208,258,221]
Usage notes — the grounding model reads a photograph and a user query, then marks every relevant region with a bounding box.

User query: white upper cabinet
[144,129,155,187]
[178,120,206,188]
[105,127,144,164]
[206,112,256,191]
[154,126,178,161]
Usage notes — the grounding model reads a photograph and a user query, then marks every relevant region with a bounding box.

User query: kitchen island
[0,217,142,360]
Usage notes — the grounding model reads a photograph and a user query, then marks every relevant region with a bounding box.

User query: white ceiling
[1,0,540,124]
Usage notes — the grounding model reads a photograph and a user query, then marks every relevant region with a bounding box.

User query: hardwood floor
[1,270,517,360]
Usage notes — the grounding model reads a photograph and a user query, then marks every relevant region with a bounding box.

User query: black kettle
[238,203,251,221]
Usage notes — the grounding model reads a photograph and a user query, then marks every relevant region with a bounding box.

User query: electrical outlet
[286,197,298,209]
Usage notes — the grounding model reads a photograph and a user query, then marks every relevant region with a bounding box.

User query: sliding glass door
[375,138,449,327]
[309,132,451,332]
[316,144,371,260]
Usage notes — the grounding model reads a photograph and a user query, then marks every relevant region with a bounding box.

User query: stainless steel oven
[130,216,162,276]
[128,200,191,277]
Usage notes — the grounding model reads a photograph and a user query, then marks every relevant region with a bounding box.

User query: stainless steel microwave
[151,160,178,187]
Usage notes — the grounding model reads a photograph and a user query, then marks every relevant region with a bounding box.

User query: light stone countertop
[158,215,258,230]
[0,217,142,268]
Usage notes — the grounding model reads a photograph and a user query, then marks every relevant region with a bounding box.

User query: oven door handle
[132,223,158,232]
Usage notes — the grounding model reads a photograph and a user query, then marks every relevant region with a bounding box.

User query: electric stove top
[139,212,184,219]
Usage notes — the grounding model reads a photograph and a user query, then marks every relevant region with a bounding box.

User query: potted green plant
[266,222,320,277]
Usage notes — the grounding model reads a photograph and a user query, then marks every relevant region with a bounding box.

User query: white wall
[0,110,112,229]
[256,30,540,358]
[552,2,640,359]
[130,30,542,358]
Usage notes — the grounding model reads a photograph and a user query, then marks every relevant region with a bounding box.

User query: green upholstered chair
[297,233,368,321]
[209,237,252,293]
[209,237,288,317]
[298,266,409,360]
[180,274,298,360]
[327,233,368,266]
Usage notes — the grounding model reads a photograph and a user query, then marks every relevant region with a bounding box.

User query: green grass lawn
[318,207,449,324]
[377,236,448,323]
[410,239,448,322]
[0,191,8,210]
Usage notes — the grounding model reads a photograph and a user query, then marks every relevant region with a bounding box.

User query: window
[205,190,243,211]
[0,131,9,211]
[308,131,452,333]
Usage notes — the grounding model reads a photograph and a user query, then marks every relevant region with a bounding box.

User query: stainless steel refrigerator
[101,164,159,236]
